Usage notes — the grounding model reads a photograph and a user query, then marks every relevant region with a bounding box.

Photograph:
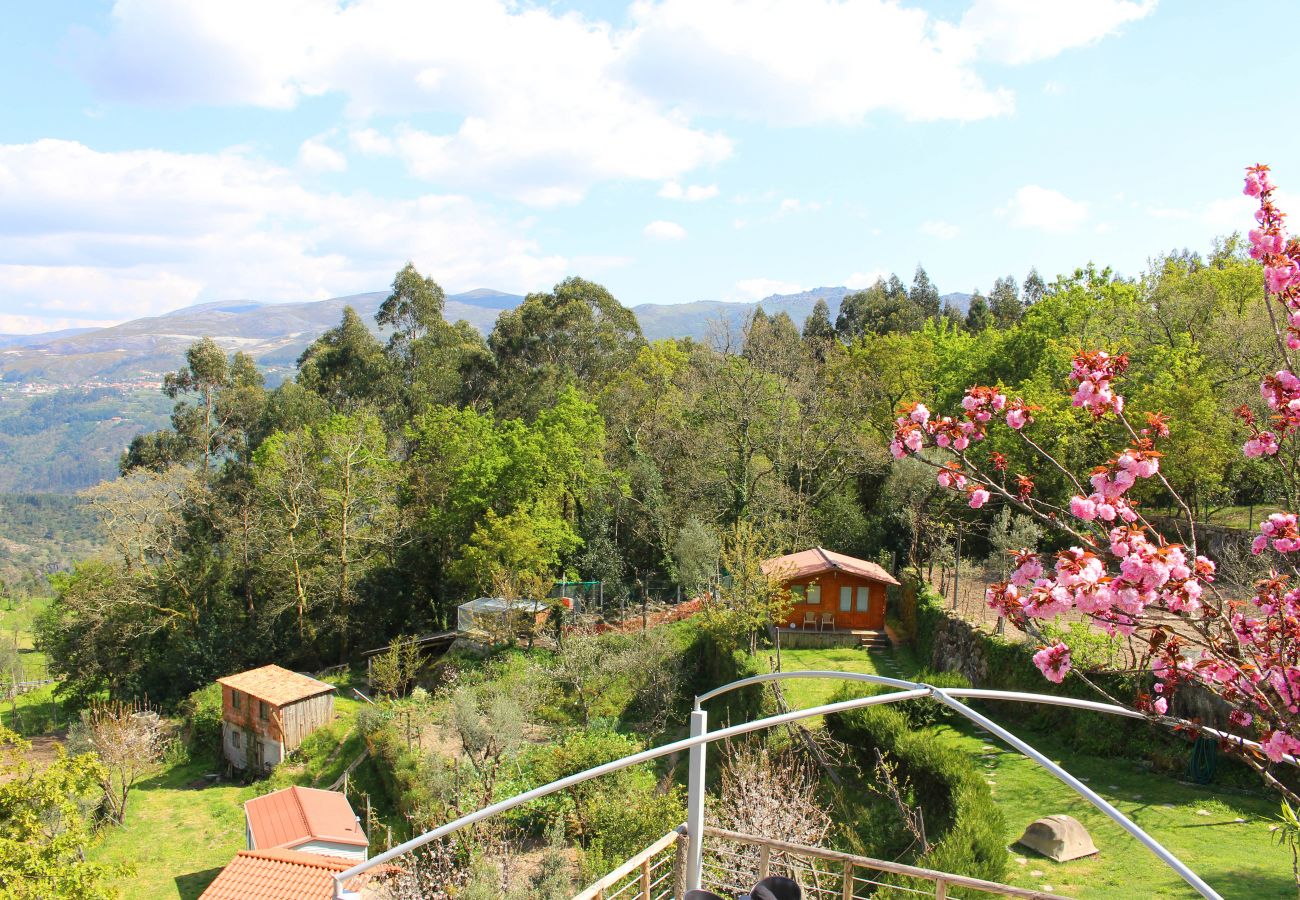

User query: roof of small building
[762,547,901,587]
[245,786,368,851]
[198,849,377,900]
[217,665,335,707]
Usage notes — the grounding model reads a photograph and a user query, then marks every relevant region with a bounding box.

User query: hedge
[826,689,1008,894]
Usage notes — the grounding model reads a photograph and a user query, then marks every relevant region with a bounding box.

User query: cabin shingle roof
[761,547,900,586]
[217,665,335,707]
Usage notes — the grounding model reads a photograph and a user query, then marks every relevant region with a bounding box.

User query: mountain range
[0,286,974,386]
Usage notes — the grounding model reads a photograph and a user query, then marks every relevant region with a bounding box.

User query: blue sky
[1,0,1297,333]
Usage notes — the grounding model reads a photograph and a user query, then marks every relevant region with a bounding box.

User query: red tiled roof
[245,786,368,851]
[762,547,900,586]
[199,849,374,900]
[217,665,335,707]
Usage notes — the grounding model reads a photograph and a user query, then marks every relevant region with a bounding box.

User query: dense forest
[0,388,173,493]
[36,241,1277,705]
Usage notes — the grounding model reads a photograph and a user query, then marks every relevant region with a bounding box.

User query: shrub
[903,669,972,729]
[826,687,1008,889]
[181,682,222,760]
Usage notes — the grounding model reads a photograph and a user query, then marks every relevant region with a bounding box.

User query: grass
[777,644,1296,898]
[89,757,250,900]
[88,671,402,899]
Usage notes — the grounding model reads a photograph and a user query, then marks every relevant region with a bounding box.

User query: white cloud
[80,0,732,205]
[659,181,719,201]
[643,220,687,241]
[621,0,1014,124]
[348,127,394,156]
[920,219,961,239]
[0,139,567,324]
[75,0,1150,204]
[1043,80,1064,95]
[731,278,805,301]
[846,270,888,289]
[297,136,347,172]
[997,185,1088,232]
[0,312,120,334]
[957,0,1156,65]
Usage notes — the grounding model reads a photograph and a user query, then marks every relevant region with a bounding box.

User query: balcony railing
[572,827,681,900]
[573,825,1071,900]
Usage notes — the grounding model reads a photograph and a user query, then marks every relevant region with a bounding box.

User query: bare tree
[708,743,831,885]
[78,700,165,825]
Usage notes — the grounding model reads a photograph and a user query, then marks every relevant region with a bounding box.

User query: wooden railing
[573,826,1071,900]
[572,827,682,900]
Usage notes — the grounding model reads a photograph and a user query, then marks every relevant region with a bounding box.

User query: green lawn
[778,645,1296,899]
[90,758,250,900]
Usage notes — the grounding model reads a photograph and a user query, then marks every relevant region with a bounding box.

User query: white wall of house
[291,839,368,861]
[222,722,247,769]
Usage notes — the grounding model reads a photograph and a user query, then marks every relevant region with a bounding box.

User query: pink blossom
[903,429,923,453]
[1006,408,1028,429]
[1262,730,1300,763]
[1069,495,1097,521]
[1229,709,1253,729]
[1032,643,1072,684]
[968,487,990,509]
[1267,263,1299,295]
[910,403,931,425]
[1245,172,1263,197]
[1010,552,1043,588]
[1244,432,1279,457]
[1152,697,1168,715]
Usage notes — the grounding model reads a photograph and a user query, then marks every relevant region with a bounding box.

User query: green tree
[1023,267,1047,306]
[702,521,792,653]
[989,275,1022,328]
[0,727,123,899]
[836,276,923,339]
[487,277,644,419]
[297,306,395,410]
[801,298,836,350]
[964,291,991,331]
[910,265,941,319]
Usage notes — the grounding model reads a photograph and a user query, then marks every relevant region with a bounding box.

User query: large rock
[1016,814,1098,862]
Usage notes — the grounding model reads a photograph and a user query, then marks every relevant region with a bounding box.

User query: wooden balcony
[573,826,1071,900]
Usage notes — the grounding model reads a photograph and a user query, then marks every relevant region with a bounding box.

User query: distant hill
[0,289,524,385]
[0,283,976,386]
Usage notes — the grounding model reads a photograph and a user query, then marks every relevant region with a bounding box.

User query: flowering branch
[886,165,1300,797]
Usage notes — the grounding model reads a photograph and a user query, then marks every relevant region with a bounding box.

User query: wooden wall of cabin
[782,571,888,630]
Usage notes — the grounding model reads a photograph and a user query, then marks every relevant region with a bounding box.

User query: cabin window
[231,690,241,711]
[232,730,241,748]
[807,584,821,606]
[259,701,270,721]
[790,585,806,604]
[857,586,870,612]
[839,586,852,612]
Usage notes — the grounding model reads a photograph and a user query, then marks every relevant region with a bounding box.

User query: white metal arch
[333,670,1291,900]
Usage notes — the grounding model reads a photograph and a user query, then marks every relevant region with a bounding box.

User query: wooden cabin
[762,547,900,631]
[217,665,335,772]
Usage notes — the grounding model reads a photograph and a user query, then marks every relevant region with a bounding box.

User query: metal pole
[330,689,930,898]
[951,525,961,610]
[686,709,708,891]
[933,691,1223,900]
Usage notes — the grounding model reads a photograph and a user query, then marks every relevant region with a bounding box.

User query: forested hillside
[36,247,1274,706]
